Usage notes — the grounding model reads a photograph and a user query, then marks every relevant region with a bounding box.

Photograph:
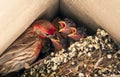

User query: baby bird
[59,21,82,41]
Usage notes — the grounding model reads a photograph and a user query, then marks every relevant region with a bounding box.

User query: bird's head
[32,20,63,51]
[33,20,56,39]
[58,21,72,35]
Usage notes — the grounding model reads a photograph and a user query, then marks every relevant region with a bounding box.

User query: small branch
[106,75,120,77]
[94,57,104,68]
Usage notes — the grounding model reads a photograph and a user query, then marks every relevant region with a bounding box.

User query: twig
[94,57,104,68]
[25,57,48,69]
[106,75,120,77]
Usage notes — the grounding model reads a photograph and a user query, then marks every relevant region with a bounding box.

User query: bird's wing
[0,40,35,65]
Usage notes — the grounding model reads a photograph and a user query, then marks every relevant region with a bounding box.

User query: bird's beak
[58,21,65,33]
[49,38,63,50]
[68,27,81,41]
[59,27,72,35]
[46,33,55,38]
[68,33,81,41]
[59,28,65,33]
[58,21,66,28]
[58,21,72,35]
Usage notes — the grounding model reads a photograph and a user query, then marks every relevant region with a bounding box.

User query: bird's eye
[46,33,49,36]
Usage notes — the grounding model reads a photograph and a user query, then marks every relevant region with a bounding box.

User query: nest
[21,27,120,77]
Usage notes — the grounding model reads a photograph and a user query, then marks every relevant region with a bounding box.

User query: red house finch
[0,20,56,75]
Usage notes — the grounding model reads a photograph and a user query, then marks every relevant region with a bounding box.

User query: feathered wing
[0,40,41,74]
[0,28,41,74]
[0,20,56,75]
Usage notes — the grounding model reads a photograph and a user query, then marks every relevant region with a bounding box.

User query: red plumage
[0,20,56,75]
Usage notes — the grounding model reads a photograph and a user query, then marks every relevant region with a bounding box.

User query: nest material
[21,29,120,77]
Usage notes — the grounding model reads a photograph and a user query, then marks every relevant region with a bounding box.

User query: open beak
[58,21,72,35]
[68,27,81,41]
[45,32,63,50]
[49,38,63,51]
[68,33,81,41]
[59,28,71,35]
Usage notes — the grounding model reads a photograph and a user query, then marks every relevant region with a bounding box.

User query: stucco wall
[60,0,120,45]
[0,0,59,55]
[0,0,120,55]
